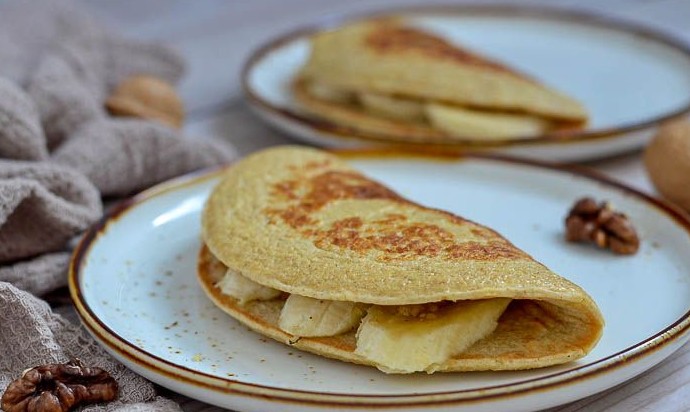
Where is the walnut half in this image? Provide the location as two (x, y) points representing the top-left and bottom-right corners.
(1, 359), (118, 412)
(565, 197), (640, 255)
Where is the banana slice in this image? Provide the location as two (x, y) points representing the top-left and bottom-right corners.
(358, 92), (426, 122)
(216, 269), (281, 305)
(306, 81), (355, 104)
(425, 103), (549, 140)
(279, 294), (366, 337)
(355, 298), (511, 374)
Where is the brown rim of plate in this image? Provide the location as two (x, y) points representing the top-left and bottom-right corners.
(240, 4), (690, 148)
(69, 150), (690, 408)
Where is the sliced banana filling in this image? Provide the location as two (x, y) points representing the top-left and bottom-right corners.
(216, 270), (511, 373)
(303, 80), (556, 138)
(306, 81), (355, 104)
(358, 92), (426, 122)
(216, 268), (281, 304)
(425, 103), (549, 139)
(355, 298), (511, 373)
(279, 294), (367, 337)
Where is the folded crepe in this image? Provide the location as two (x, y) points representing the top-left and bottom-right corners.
(199, 146), (603, 373)
(294, 20), (587, 141)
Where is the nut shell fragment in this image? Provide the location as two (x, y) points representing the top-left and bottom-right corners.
(644, 120), (690, 212)
(106, 75), (184, 128)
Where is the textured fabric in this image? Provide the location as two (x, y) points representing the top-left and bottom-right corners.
(0, 0), (236, 410)
(0, 252), (71, 297)
(0, 160), (102, 263)
(28, 54), (106, 150)
(52, 119), (236, 196)
(0, 78), (48, 161)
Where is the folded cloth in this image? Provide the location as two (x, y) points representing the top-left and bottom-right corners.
(0, 160), (102, 263)
(0, 0), (238, 410)
(0, 78), (48, 161)
(52, 119), (236, 197)
(28, 54), (106, 151)
(0, 252), (70, 297)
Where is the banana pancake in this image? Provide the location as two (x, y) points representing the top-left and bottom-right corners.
(199, 146), (604, 374)
(299, 20), (587, 121)
(294, 20), (588, 140)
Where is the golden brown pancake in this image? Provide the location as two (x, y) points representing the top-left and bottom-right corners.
(298, 20), (588, 123)
(199, 146), (604, 371)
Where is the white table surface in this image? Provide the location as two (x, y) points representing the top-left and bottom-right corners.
(79, 1), (690, 410)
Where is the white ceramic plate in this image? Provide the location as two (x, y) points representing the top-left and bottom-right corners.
(70, 153), (690, 412)
(242, 5), (690, 162)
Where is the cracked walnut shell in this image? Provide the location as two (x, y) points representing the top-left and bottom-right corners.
(1, 359), (118, 412)
(106, 75), (184, 128)
(644, 120), (690, 212)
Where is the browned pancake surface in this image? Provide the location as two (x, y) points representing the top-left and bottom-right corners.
(364, 23), (528, 79)
(299, 20), (588, 121)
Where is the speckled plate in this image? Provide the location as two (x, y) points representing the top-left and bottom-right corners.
(70, 152), (690, 412)
(243, 5), (690, 161)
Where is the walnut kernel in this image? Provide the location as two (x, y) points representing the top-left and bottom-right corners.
(565, 197), (640, 255)
(1, 359), (118, 412)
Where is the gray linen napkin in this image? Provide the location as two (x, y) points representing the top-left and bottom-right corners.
(0, 0), (237, 410)
(52, 119), (233, 197)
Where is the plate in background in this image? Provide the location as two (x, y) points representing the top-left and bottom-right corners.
(242, 5), (690, 161)
(70, 151), (690, 412)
